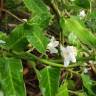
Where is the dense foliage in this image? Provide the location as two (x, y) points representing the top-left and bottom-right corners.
(0, 0), (96, 96)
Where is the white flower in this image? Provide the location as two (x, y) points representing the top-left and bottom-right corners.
(84, 68), (88, 73)
(83, 68), (91, 73)
(47, 36), (59, 54)
(60, 45), (77, 67)
(89, 60), (93, 64)
(79, 10), (86, 19)
(0, 40), (6, 44)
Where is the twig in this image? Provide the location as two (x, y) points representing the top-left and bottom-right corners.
(0, 0), (3, 18)
(1, 8), (25, 23)
(0, 0), (3, 10)
(68, 90), (81, 95)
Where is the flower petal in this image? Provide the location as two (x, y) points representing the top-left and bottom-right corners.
(49, 47), (58, 54)
(47, 36), (59, 54)
(64, 58), (70, 67)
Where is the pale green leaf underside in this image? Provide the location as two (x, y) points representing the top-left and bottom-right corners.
(65, 17), (96, 48)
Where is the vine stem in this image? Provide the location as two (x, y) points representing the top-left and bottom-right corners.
(38, 58), (90, 68)
(0, 0), (3, 18)
(90, 0), (92, 13)
(11, 51), (96, 75)
(12, 51), (95, 69)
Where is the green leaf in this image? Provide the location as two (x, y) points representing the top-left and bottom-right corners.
(81, 74), (95, 96)
(7, 23), (49, 53)
(12, 51), (36, 61)
(68, 32), (78, 45)
(56, 81), (69, 96)
(0, 32), (7, 47)
(23, 0), (49, 15)
(64, 17), (96, 48)
(23, 0), (52, 29)
(23, 0), (52, 53)
(7, 23), (48, 53)
(28, 13), (51, 29)
(0, 57), (26, 96)
(0, 32), (7, 40)
(39, 66), (60, 96)
(78, 92), (87, 96)
(26, 26), (49, 53)
(7, 24), (28, 51)
(74, 0), (90, 9)
(67, 80), (75, 90)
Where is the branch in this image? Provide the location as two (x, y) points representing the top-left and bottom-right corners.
(2, 8), (25, 23)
